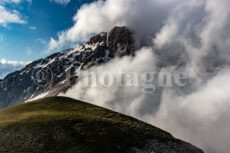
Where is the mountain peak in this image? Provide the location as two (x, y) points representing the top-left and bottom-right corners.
(0, 26), (136, 108)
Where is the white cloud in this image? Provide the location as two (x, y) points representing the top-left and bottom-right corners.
(49, 0), (70, 5)
(0, 59), (28, 66)
(29, 26), (36, 30)
(0, 0), (32, 4)
(48, 0), (180, 51)
(1, 0), (22, 4)
(0, 59), (29, 79)
(26, 0), (32, 3)
(0, 5), (25, 26)
(153, 0), (230, 70)
(153, 70), (230, 153)
(0, 0), (31, 26)
(35, 38), (46, 44)
(62, 48), (158, 116)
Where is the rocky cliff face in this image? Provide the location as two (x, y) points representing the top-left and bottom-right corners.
(0, 26), (136, 108)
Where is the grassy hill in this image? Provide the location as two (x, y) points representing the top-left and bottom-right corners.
(0, 97), (203, 153)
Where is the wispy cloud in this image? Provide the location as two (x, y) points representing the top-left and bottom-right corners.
(0, 0), (32, 4)
(29, 26), (36, 30)
(1, 0), (22, 4)
(35, 38), (46, 44)
(0, 58), (29, 79)
(25, 47), (33, 55)
(49, 0), (70, 5)
(0, 0), (31, 26)
(0, 59), (28, 66)
(0, 5), (25, 26)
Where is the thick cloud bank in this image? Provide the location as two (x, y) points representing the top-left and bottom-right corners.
(48, 0), (181, 50)
(60, 0), (230, 153)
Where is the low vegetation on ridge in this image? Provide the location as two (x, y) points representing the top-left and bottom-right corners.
(0, 97), (203, 153)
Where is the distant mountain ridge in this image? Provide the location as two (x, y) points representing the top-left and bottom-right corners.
(0, 26), (136, 108)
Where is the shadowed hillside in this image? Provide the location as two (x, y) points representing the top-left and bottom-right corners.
(0, 97), (203, 153)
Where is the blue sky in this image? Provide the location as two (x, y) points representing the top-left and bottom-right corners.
(0, 0), (93, 62)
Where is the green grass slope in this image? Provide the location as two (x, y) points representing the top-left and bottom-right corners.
(0, 97), (203, 153)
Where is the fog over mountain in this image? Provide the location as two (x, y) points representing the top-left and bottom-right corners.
(58, 0), (230, 153)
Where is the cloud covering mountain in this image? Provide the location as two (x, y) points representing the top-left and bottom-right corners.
(58, 0), (230, 153)
(48, 0), (180, 50)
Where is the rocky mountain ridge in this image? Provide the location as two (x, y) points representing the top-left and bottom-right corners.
(0, 26), (136, 108)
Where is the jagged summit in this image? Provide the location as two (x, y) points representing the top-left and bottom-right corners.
(0, 26), (136, 108)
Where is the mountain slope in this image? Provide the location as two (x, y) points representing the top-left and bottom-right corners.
(0, 26), (136, 108)
(0, 97), (203, 153)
